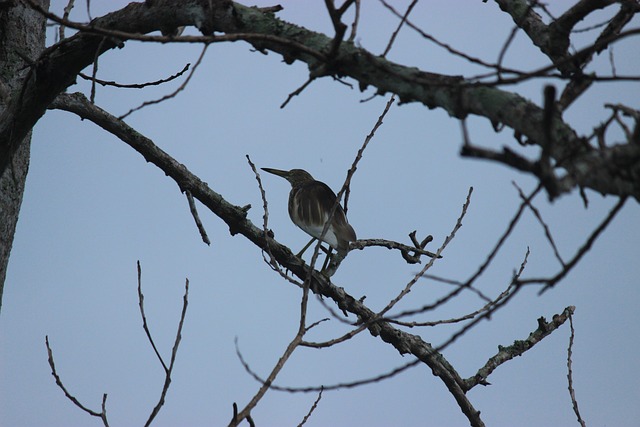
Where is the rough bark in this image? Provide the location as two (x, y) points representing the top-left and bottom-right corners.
(1, 1), (637, 203)
(0, 0), (49, 312)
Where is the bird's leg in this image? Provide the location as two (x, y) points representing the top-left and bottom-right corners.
(296, 237), (317, 258)
(320, 248), (333, 272)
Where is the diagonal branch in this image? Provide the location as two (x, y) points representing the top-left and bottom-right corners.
(464, 305), (576, 391)
(45, 336), (110, 426)
(51, 92), (485, 427)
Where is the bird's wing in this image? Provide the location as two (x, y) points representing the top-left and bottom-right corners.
(291, 182), (356, 250)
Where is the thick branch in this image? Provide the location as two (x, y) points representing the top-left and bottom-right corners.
(0, 0), (228, 176)
(4, 0), (639, 200)
(52, 92), (484, 427)
(493, 0), (616, 74)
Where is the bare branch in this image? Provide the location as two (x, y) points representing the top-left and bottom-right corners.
(79, 63), (190, 89)
(50, 91), (482, 427)
(137, 261), (169, 373)
(280, 76), (316, 109)
(297, 388), (323, 427)
(186, 190), (211, 245)
(232, 331), (305, 426)
(144, 275), (190, 427)
(119, 44), (209, 119)
(381, 0), (418, 58)
(347, 0), (361, 42)
(464, 305), (576, 391)
(567, 313), (587, 427)
(377, 187), (472, 318)
(323, 95), (396, 276)
(136, 261), (191, 427)
(387, 279), (514, 327)
(512, 182), (564, 267)
(45, 336), (110, 426)
(59, 0), (75, 41)
(350, 237), (440, 261)
(246, 155), (304, 287)
(517, 196), (627, 293)
(435, 247), (530, 355)
(237, 352), (420, 393)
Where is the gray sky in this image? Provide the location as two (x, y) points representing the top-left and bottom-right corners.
(1, 1), (639, 426)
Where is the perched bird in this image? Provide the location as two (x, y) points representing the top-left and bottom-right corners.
(261, 168), (357, 258)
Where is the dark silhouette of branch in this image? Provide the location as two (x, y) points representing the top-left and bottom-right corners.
(381, 0), (525, 76)
(51, 91), (486, 427)
(119, 44), (208, 119)
(137, 261), (190, 427)
(381, 0), (418, 57)
(246, 155), (304, 288)
(516, 196), (627, 293)
(387, 280), (514, 327)
(323, 0), (354, 60)
(567, 313), (587, 427)
(297, 388), (323, 427)
(350, 236), (440, 261)
(512, 182), (564, 267)
(186, 190), (211, 245)
(280, 76), (316, 109)
(237, 351), (420, 393)
(79, 63), (191, 89)
(323, 95), (396, 276)
(376, 187), (472, 318)
(347, 0), (361, 42)
(231, 275), (313, 426)
(8, 1), (638, 200)
(137, 261), (169, 372)
(45, 336), (110, 426)
(464, 305), (576, 391)
(435, 248), (530, 355)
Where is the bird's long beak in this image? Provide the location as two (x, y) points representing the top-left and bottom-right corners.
(261, 167), (289, 178)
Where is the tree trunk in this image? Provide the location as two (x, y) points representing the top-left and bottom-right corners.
(0, 0), (49, 312)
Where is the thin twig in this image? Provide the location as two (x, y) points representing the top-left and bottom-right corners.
(119, 44), (209, 119)
(376, 187), (473, 318)
(281, 76), (315, 109)
(350, 238), (440, 260)
(297, 388), (323, 427)
(347, 0), (360, 42)
(343, 95), (395, 212)
(436, 249), (529, 354)
(232, 211), (315, 425)
(512, 182), (564, 267)
(89, 37), (107, 103)
(237, 351), (420, 393)
(567, 313), (587, 427)
(387, 278), (515, 327)
(246, 155), (303, 287)
(301, 323), (368, 348)
(58, 0), (75, 41)
(186, 190), (211, 245)
(418, 274), (492, 303)
(45, 336), (110, 426)
(517, 196), (627, 294)
(144, 275), (190, 427)
(320, 95), (396, 277)
(381, 0), (418, 57)
(79, 63), (190, 89)
(137, 261), (169, 372)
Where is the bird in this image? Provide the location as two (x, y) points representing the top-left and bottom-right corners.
(261, 168), (356, 259)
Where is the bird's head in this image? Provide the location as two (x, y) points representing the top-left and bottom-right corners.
(262, 168), (315, 187)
